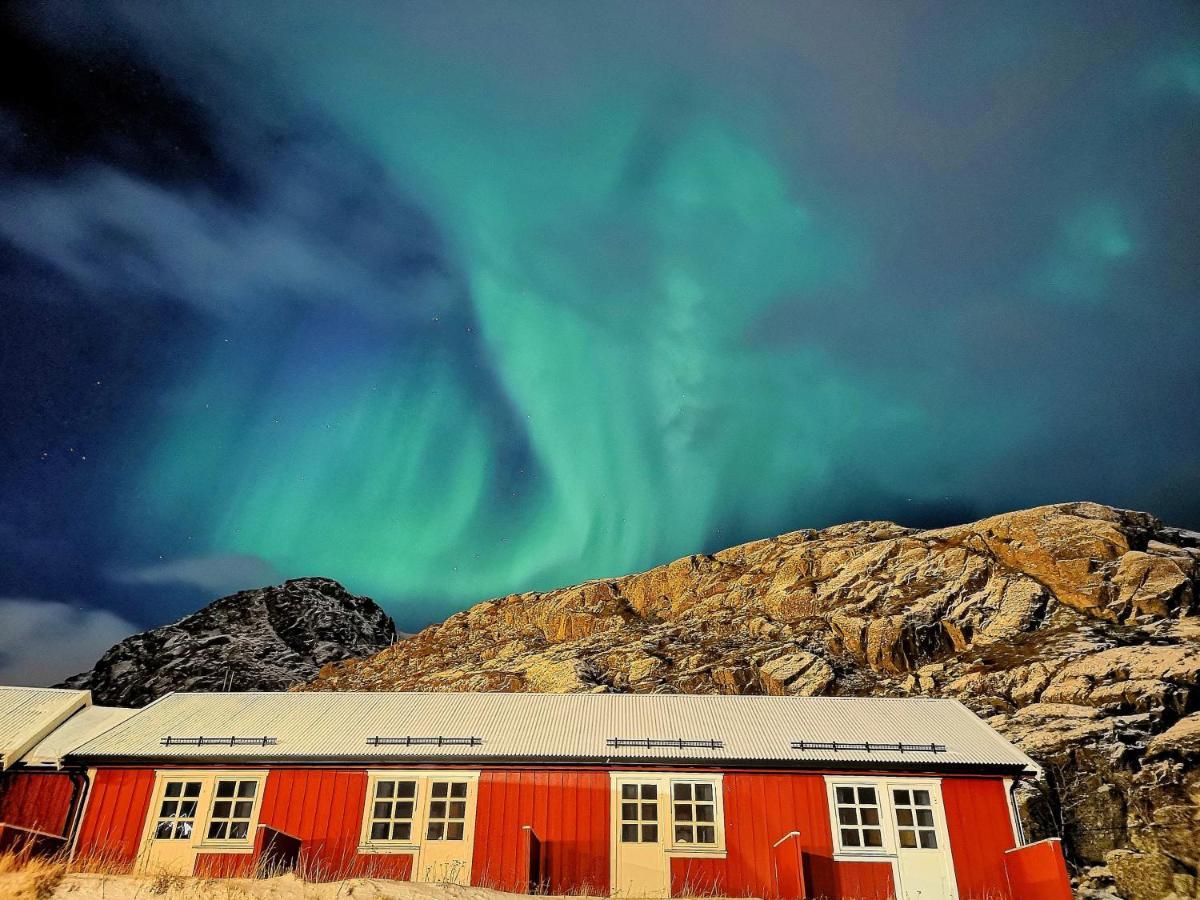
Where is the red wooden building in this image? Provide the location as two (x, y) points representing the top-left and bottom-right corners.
(1, 686), (1073, 899)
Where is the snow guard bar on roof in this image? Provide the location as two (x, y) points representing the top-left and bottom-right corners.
(607, 738), (725, 750)
(161, 736), (278, 747)
(791, 740), (948, 753)
(365, 736), (483, 747)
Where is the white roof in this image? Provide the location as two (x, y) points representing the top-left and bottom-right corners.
(21, 705), (138, 768)
(69, 692), (1035, 772)
(0, 686), (90, 770)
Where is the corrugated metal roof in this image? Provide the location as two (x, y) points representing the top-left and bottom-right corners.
(0, 686), (90, 771)
(69, 692), (1035, 772)
(21, 705), (138, 768)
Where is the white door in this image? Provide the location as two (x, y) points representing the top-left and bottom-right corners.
(612, 778), (670, 897)
(413, 777), (474, 884)
(138, 778), (207, 876)
(890, 784), (955, 900)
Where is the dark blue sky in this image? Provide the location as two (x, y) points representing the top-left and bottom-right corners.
(2, 1), (1198, 684)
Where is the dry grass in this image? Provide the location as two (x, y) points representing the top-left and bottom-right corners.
(0, 852), (67, 900)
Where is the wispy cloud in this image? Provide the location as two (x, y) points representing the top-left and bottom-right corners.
(109, 554), (281, 596)
(0, 598), (138, 686)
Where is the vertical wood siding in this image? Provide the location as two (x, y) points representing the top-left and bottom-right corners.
(942, 777), (1017, 899)
(471, 769), (610, 894)
(74, 769), (156, 869)
(256, 768), (413, 881)
(0, 772), (75, 835)
(669, 772), (895, 900)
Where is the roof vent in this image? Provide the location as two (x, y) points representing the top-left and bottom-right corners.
(607, 738), (724, 750)
(160, 736), (277, 747)
(791, 740), (947, 754)
(365, 736), (483, 747)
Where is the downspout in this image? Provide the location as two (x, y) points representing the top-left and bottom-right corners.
(62, 769), (91, 855)
(1007, 774), (1028, 846)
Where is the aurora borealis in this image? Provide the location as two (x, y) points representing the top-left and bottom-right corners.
(2, 2), (1199, 683)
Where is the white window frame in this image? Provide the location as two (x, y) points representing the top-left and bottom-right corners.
(358, 770), (479, 854)
(608, 772), (727, 859)
(142, 770), (267, 854)
(829, 779), (887, 853)
(667, 778), (723, 851)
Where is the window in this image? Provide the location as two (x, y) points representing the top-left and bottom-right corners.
(206, 778), (259, 841)
(833, 784), (883, 850)
(893, 788), (938, 849)
(368, 779), (418, 842)
(425, 780), (468, 841)
(672, 782), (717, 845)
(620, 783), (659, 843)
(153, 780), (202, 840)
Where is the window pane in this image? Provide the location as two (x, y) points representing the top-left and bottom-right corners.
(895, 808), (913, 826)
(184, 783), (202, 798)
(374, 801), (391, 819)
(675, 804), (692, 822)
(674, 783), (691, 801)
(841, 829), (860, 847)
(154, 821), (173, 839)
(447, 822), (464, 840)
(641, 803), (656, 820)
(398, 782), (416, 798)
(899, 830), (917, 849)
(696, 804), (714, 823)
(697, 826), (715, 844)
(216, 781), (236, 798)
(641, 824), (657, 843)
(160, 800), (178, 817)
(916, 809), (934, 827)
(838, 807), (858, 826)
(621, 824), (638, 842)
(175, 821), (192, 839)
(857, 787), (876, 805)
(860, 807), (879, 826)
(695, 784), (714, 802)
(397, 801), (414, 818)
(864, 829), (883, 848)
(427, 822), (445, 840)
(208, 822), (228, 840)
(622, 784), (637, 800)
(893, 789), (910, 805)
(449, 801), (466, 818)
(835, 787), (854, 805)
(230, 822), (249, 840)
(375, 781), (394, 799)
(675, 825), (692, 842)
(622, 803), (637, 820)
(432, 782), (448, 798)
(430, 801), (446, 818)
(237, 782), (257, 798)
(371, 823), (389, 840)
(393, 823), (411, 842)
(641, 784), (657, 800)
(165, 783), (182, 798)
(234, 801), (254, 819)
(213, 801), (231, 818)
(913, 790), (930, 806)
(919, 831), (938, 849)
(450, 783), (467, 798)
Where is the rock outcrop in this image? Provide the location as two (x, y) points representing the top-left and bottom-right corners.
(62, 577), (397, 707)
(306, 503), (1200, 899)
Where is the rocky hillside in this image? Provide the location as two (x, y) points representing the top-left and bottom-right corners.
(62, 577), (397, 707)
(308, 503), (1200, 900)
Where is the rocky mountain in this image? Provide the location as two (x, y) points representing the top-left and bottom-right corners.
(62, 577), (397, 707)
(306, 503), (1200, 900)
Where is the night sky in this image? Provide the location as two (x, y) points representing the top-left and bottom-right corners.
(2, 1), (1199, 685)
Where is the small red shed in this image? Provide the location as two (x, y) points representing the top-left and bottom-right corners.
(8, 688), (1073, 899)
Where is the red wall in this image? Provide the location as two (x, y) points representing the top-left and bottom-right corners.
(668, 772), (895, 900)
(256, 768), (412, 881)
(1003, 839), (1073, 900)
(942, 777), (1018, 898)
(74, 769), (156, 869)
(0, 771), (76, 836)
(472, 769), (610, 894)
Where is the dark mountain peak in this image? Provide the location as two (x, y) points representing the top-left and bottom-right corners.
(60, 577), (397, 707)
